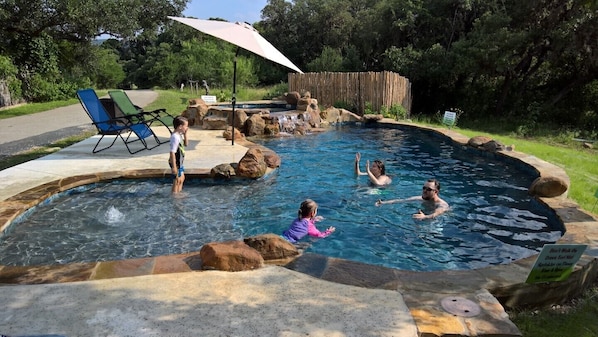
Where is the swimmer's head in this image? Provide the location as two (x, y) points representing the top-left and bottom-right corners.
(371, 160), (386, 175)
(298, 199), (318, 218)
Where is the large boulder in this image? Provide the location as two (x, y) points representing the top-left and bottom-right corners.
(236, 147), (268, 178)
(320, 107), (340, 122)
(467, 136), (493, 148)
(264, 123), (280, 136)
(210, 163), (236, 179)
(341, 109), (362, 122)
(182, 98), (210, 126)
(202, 107), (229, 130)
(243, 234), (299, 260)
(294, 124), (309, 135)
(200, 241), (264, 271)
(284, 91), (301, 105)
(483, 140), (505, 152)
(296, 97), (312, 111)
(304, 99), (322, 127)
(229, 109), (248, 131)
(363, 114), (384, 123)
(223, 126), (244, 141)
(529, 176), (569, 198)
(245, 114), (266, 136)
(262, 149), (281, 168)
(467, 136), (507, 152)
(321, 107), (362, 123)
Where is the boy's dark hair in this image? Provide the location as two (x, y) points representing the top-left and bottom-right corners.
(427, 178), (441, 191)
(173, 116), (188, 129)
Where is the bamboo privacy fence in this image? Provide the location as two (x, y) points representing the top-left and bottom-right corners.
(287, 71), (412, 115)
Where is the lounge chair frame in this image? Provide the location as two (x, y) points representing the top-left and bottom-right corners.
(77, 88), (163, 154)
(108, 89), (174, 135)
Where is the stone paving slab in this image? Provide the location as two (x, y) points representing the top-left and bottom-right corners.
(0, 266), (418, 337)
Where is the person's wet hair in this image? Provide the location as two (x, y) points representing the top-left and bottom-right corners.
(427, 178), (440, 191)
(298, 199), (318, 218)
(373, 160), (385, 175)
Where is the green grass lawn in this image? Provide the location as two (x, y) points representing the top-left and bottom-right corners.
(452, 128), (598, 213)
(510, 284), (598, 337)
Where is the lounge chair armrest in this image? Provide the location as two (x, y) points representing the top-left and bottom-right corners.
(140, 108), (166, 114)
(149, 108), (173, 117)
(92, 115), (136, 126)
(130, 111), (147, 119)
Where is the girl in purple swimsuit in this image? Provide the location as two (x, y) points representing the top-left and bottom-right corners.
(282, 199), (336, 243)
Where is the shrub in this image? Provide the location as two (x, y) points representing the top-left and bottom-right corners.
(333, 100), (357, 112)
(0, 55), (22, 102)
(389, 104), (408, 120)
(262, 82), (288, 100)
(364, 101), (375, 115)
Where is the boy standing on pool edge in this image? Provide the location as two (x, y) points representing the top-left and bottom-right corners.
(169, 116), (189, 193)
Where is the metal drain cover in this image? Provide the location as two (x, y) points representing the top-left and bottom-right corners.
(440, 297), (481, 317)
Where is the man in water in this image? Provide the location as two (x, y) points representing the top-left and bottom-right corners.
(354, 152), (392, 186)
(375, 178), (449, 220)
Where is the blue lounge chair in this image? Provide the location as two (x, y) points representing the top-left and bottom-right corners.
(77, 88), (163, 154)
(108, 89), (174, 133)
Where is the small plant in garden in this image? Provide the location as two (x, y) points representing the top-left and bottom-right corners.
(364, 101), (375, 115)
(333, 100), (357, 112)
(217, 91), (228, 102)
(379, 105), (390, 117)
(262, 83), (288, 100)
(390, 104), (407, 120)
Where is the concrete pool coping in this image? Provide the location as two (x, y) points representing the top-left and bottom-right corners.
(0, 120), (597, 336)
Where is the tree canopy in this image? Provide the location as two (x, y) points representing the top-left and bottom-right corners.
(259, 0), (598, 134)
(0, 0), (596, 135)
(0, 0), (188, 101)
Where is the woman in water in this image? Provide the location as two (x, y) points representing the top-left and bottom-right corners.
(354, 152), (392, 186)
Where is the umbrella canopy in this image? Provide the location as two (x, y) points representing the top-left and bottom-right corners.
(169, 16), (303, 145)
(168, 16), (303, 74)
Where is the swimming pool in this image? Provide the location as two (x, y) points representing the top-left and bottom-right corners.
(0, 125), (563, 270)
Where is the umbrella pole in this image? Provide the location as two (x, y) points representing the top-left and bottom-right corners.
(231, 47), (240, 146)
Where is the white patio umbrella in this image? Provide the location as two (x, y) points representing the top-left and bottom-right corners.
(168, 16), (303, 144)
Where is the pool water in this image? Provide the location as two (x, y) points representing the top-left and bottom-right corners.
(0, 126), (564, 270)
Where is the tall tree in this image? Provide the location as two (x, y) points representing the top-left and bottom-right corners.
(0, 0), (188, 100)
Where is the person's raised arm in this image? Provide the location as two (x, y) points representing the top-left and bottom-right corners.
(355, 152), (366, 176)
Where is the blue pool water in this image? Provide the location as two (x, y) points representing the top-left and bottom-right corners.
(0, 125), (564, 270)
